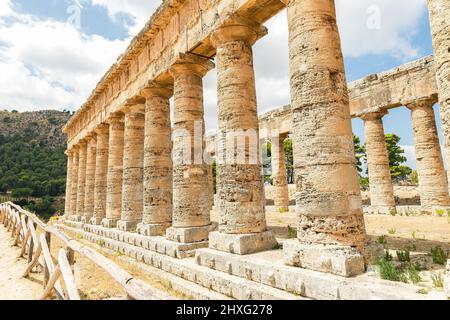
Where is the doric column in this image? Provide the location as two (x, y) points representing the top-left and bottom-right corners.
(102, 113), (125, 228)
(271, 134), (289, 211)
(283, 0), (366, 276)
(64, 149), (74, 217)
(70, 146), (79, 220)
(362, 111), (396, 214)
(165, 54), (214, 244)
(75, 140), (87, 221)
(427, 0), (450, 184)
(207, 16), (276, 255)
(117, 102), (145, 232)
(91, 124), (109, 225)
(136, 83), (173, 236)
(207, 157), (215, 209)
(407, 99), (450, 211)
(82, 133), (97, 223)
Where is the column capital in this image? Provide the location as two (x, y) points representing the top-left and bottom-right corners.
(140, 81), (173, 99)
(65, 149), (74, 156)
(406, 98), (436, 111)
(210, 15), (267, 48)
(94, 123), (109, 135)
(360, 110), (388, 121)
(169, 53), (214, 78)
(105, 112), (124, 124)
(77, 139), (87, 147)
(85, 132), (97, 142)
(122, 96), (146, 114)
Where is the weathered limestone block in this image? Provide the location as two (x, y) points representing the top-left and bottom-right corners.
(427, 0), (450, 186)
(207, 15), (276, 254)
(166, 53), (214, 244)
(407, 99), (450, 211)
(103, 113), (125, 228)
(64, 149), (74, 217)
(361, 111), (395, 214)
(117, 103), (145, 232)
(271, 134), (289, 211)
(91, 124), (109, 225)
(70, 146), (79, 220)
(82, 134), (97, 223)
(75, 140), (87, 221)
(284, 0), (366, 276)
(137, 83), (173, 236)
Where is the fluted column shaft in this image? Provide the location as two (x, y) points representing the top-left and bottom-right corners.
(64, 150), (74, 217)
(70, 147), (79, 219)
(165, 54), (214, 243)
(407, 100), (450, 210)
(283, 0), (366, 276)
(362, 112), (396, 212)
(206, 17), (276, 255)
(82, 134), (97, 222)
(76, 140), (87, 220)
(271, 134), (289, 210)
(137, 84), (173, 236)
(117, 104), (145, 232)
(427, 0), (450, 184)
(91, 124), (109, 225)
(103, 114), (124, 228)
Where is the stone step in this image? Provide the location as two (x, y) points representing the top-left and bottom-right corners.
(58, 223), (305, 300)
(194, 248), (444, 300)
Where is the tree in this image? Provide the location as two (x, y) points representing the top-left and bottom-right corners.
(353, 135), (366, 174)
(385, 134), (412, 182)
(284, 139), (294, 184)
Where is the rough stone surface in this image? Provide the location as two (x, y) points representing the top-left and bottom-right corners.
(118, 104), (145, 232)
(208, 230), (277, 255)
(271, 134), (289, 210)
(75, 140), (87, 221)
(445, 260), (450, 299)
(169, 53), (214, 242)
(211, 16), (274, 252)
(407, 99), (450, 211)
(82, 134), (97, 222)
(69, 147), (78, 220)
(427, 0), (450, 186)
(64, 150), (74, 217)
(103, 113), (124, 228)
(91, 124), (109, 225)
(137, 83), (173, 236)
(362, 111), (395, 213)
(285, 0), (366, 273)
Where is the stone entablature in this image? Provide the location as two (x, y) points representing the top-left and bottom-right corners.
(63, 0), (286, 149)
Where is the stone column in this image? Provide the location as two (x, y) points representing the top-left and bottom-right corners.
(427, 0), (450, 185)
(407, 99), (450, 211)
(283, 0), (366, 277)
(362, 111), (396, 214)
(64, 149), (74, 217)
(102, 113), (125, 228)
(82, 134), (97, 223)
(91, 124), (109, 225)
(165, 54), (214, 244)
(117, 103), (145, 232)
(271, 134), (290, 211)
(136, 83), (173, 236)
(75, 140), (87, 221)
(207, 157), (215, 209)
(70, 146), (79, 220)
(207, 16), (276, 255)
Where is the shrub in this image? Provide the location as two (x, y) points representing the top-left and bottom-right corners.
(378, 258), (407, 283)
(431, 273), (444, 288)
(407, 265), (421, 284)
(396, 248), (411, 262)
(388, 228), (396, 235)
(287, 225), (297, 239)
(377, 235), (387, 245)
(430, 246), (448, 265)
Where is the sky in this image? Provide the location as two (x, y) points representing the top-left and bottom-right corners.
(0, 0), (439, 169)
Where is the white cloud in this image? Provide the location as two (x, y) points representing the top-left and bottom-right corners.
(0, 2), (129, 111)
(90, 0), (160, 35)
(336, 0), (427, 60)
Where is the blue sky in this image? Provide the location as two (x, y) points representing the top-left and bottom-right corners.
(0, 0), (437, 168)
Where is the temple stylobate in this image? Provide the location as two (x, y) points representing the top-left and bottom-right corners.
(62, 0), (450, 282)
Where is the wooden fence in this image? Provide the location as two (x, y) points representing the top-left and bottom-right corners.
(0, 202), (174, 300)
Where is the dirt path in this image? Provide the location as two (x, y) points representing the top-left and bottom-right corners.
(0, 225), (42, 300)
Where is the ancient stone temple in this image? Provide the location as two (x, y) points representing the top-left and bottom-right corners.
(61, 0), (450, 299)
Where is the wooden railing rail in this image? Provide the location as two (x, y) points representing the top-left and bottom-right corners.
(0, 202), (174, 300)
